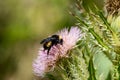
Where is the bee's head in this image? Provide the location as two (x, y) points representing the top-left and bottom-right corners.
(58, 35), (63, 45)
(52, 35), (63, 45)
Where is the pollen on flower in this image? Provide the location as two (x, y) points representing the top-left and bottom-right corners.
(33, 27), (83, 77)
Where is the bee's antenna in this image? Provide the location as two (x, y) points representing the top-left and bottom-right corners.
(40, 39), (45, 44)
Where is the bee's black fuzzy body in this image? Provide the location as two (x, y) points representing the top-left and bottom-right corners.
(40, 35), (63, 55)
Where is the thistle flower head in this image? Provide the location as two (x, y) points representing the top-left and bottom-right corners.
(105, 0), (120, 15)
(33, 27), (82, 77)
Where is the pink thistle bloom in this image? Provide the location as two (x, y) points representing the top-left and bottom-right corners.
(33, 27), (83, 77)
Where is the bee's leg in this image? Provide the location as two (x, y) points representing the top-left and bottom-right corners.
(43, 49), (46, 52)
(60, 39), (63, 45)
(47, 47), (51, 55)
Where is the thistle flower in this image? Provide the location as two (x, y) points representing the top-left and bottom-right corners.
(33, 27), (82, 77)
(105, 0), (120, 15)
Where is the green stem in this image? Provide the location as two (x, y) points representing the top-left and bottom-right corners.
(97, 11), (114, 34)
(88, 55), (97, 80)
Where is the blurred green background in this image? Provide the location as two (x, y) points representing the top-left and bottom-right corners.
(0, 0), (105, 80)
(0, 0), (77, 80)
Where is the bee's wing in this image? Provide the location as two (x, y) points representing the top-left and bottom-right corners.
(40, 37), (52, 44)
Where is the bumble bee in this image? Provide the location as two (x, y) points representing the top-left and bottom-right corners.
(40, 35), (63, 55)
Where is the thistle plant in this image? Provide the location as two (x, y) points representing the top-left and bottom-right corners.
(33, 0), (120, 80)
(33, 27), (83, 78)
